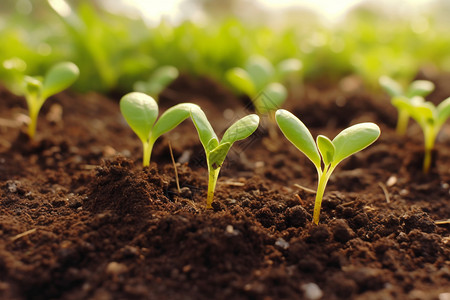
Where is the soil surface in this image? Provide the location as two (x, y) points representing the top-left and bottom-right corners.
(0, 73), (449, 300)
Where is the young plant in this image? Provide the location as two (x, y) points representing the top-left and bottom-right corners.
(23, 61), (79, 139)
(120, 92), (199, 167)
(226, 55), (301, 115)
(391, 96), (450, 174)
(379, 76), (435, 135)
(275, 109), (380, 224)
(133, 65), (179, 101)
(190, 107), (259, 208)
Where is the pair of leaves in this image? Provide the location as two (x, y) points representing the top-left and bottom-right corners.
(379, 76), (435, 99)
(24, 62), (80, 105)
(392, 96), (450, 129)
(120, 92), (199, 145)
(190, 106), (259, 169)
(275, 109), (380, 171)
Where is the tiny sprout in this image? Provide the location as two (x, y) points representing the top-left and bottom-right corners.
(133, 66), (179, 101)
(226, 55), (301, 116)
(379, 76), (434, 135)
(276, 109), (380, 224)
(190, 106), (259, 208)
(120, 92), (199, 167)
(23, 62), (79, 138)
(392, 96), (450, 174)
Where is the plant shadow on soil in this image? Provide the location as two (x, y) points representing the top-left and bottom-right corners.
(0, 73), (450, 300)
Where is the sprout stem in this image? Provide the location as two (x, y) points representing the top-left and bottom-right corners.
(142, 141), (153, 167)
(423, 126), (437, 174)
(26, 95), (41, 139)
(313, 168), (332, 225)
(396, 109), (409, 135)
(206, 165), (220, 209)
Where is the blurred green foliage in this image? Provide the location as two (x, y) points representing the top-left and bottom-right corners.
(0, 0), (449, 94)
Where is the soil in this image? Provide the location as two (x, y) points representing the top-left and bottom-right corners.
(0, 73), (449, 300)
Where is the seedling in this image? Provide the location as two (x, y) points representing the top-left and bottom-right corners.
(23, 62), (79, 139)
(392, 96), (450, 174)
(133, 65), (179, 101)
(226, 55), (301, 115)
(190, 106), (259, 208)
(120, 92), (199, 167)
(379, 76), (434, 135)
(275, 109), (380, 224)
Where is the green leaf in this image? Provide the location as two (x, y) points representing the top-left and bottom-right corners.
(406, 80), (435, 98)
(275, 109), (321, 169)
(379, 76), (403, 97)
(332, 123), (380, 166)
(42, 62), (79, 100)
(436, 97), (450, 127)
(246, 55), (274, 91)
(190, 106), (218, 151)
(221, 114), (260, 144)
(226, 68), (256, 97)
(316, 135), (335, 166)
(24, 76), (43, 99)
(254, 83), (287, 114)
(209, 142), (232, 169)
(120, 92), (158, 143)
(146, 65), (179, 96)
(207, 138), (219, 151)
(151, 103), (199, 142)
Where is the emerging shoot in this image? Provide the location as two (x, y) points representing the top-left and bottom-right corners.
(133, 65), (179, 101)
(379, 76), (434, 135)
(275, 109), (380, 224)
(23, 62), (79, 138)
(120, 92), (198, 167)
(190, 107), (259, 208)
(226, 55), (301, 116)
(392, 96), (450, 174)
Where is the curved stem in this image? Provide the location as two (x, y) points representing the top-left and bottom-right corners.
(396, 109), (409, 135)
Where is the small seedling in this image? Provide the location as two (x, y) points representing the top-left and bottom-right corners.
(379, 76), (434, 135)
(226, 55), (301, 115)
(133, 65), (179, 101)
(120, 92), (199, 167)
(190, 106), (259, 208)
(275, 109), (380, 224)
(392, 96), (450, 174)
(22, 62), (79, 138)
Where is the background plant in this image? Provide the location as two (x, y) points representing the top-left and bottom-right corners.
(392, 96), (450, 173)
(190, 107), (259, 208)
(120, 92), (199, 167)
(133, 65), (179, 101)
(275, 109), (380, 224)
(379, 75), (435, 135)
(22, 61), (79, 138)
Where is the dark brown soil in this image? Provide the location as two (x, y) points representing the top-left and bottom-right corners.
(0, 73), (449, 300)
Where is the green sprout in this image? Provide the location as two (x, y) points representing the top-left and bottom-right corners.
(275, 109), (380, 224)
(226, 55), (302, 115)
(379, 76), (435, 135)
(133, 65), (179, 101)
(23, 61), (79, 139)
(190, 107), (259, 208)
(392, 96), (450, 174)
(120, 92), (199, 167)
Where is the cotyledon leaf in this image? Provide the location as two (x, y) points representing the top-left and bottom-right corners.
(331, 123), (380, 167)
(275, 109), (321, 170)
(221, 114), (260, 145)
